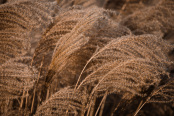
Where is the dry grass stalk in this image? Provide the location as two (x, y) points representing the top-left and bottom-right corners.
(76, 35), (173, 98)
(35, 87), (87, 116)
(0, 56), (38, 100)
(0, 0), (174, 115)
(0, 56), (38, 115)
(0, 0), (59, 64)
(43, 7), (131, 94)
(104, 0), (160, 17)
(0, 29), (30, 64)
(0, 0), (56, 30)
(121, 0), (174, 36)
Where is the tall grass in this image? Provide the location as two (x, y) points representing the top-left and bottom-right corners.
(0, 0), (173, 116)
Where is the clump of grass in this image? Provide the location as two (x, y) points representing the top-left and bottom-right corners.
(0, 0), (174, 116)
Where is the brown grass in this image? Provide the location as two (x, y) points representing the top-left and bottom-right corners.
(0, 0), (174, 116)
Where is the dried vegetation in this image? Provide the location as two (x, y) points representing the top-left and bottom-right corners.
(0, 0), (174, 116)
